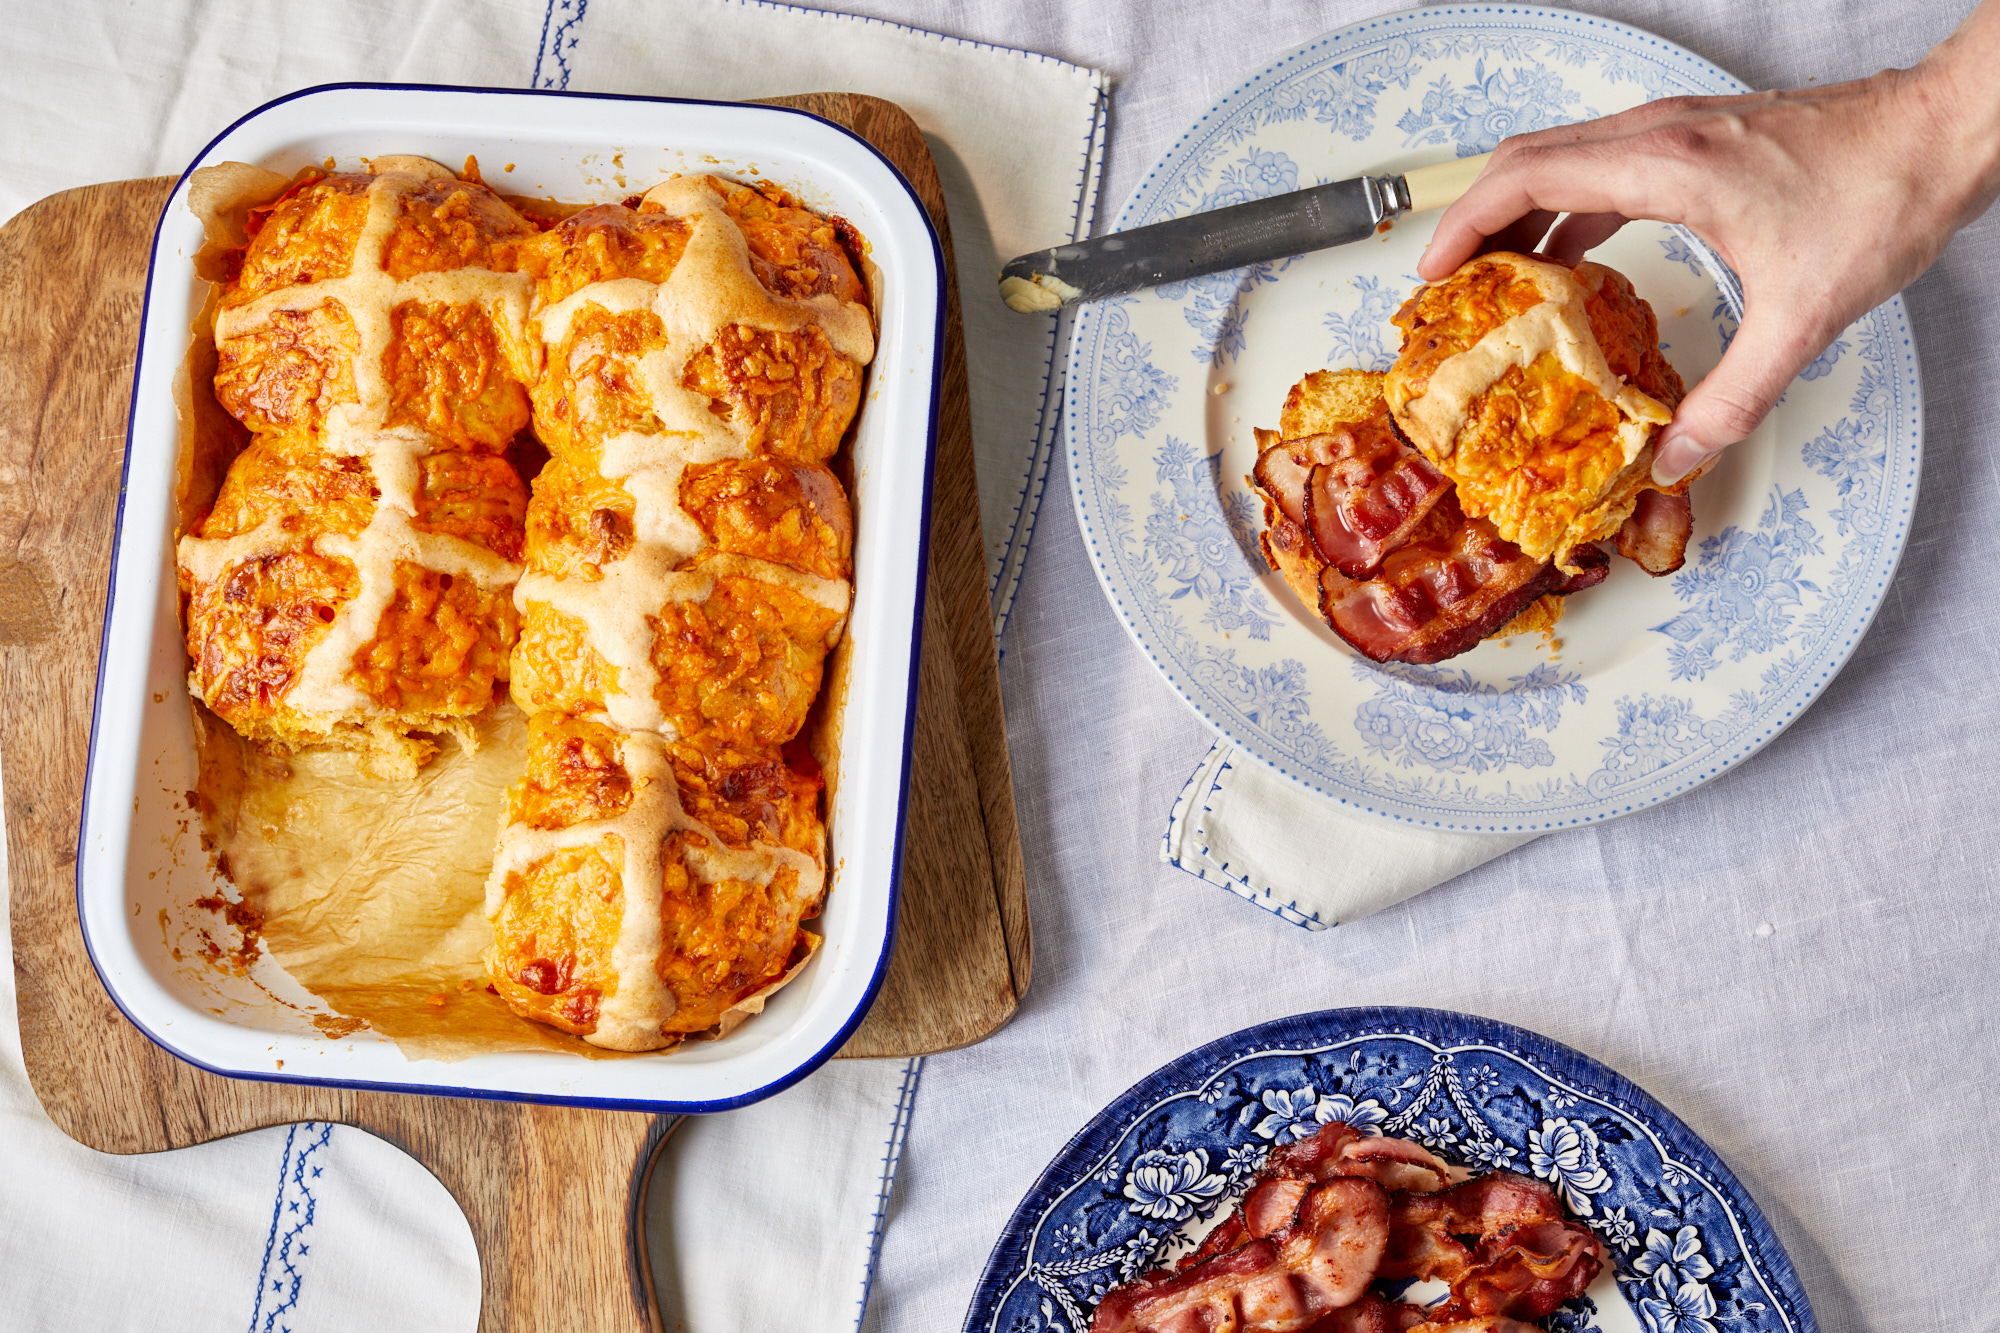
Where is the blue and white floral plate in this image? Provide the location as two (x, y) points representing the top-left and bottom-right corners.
(963, 1007), (1815, 1333)
(1066, 6), (1921, 831)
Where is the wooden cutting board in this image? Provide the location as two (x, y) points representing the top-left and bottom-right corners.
(0, 93), (1027, 1331)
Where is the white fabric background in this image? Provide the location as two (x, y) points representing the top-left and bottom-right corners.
(4, 2), (1997, 1331)
(648, 1058), (922, 1328)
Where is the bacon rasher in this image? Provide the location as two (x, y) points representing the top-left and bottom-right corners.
(1252, 426), (1453, 580)
(1381, 1173), (1605, 1324)
(1089, 1176), (1392, 1333)
(1089, 1125), (1601, 1333)
(1304, 1301), (1543, 1333)
(1172, 1124), (1470, 1280)
(1250, 428), (1611, 665)
(1095, 1126), (1473, 1333)
(1257, 1121), (1469, 1195)
(1316, 499), (1609, 665)
(1304, 1292), (1432, 1332)
(1616, 489), (1694, 576)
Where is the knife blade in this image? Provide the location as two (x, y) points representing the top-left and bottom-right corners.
(998, 153), (1492, 313)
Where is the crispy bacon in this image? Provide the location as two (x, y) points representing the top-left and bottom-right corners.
(1434, 1220), (1605, 1323)
(1251, 428), (1451, 581)
(1253, 431), (1331, 531)
(1382, 1171), (1554, 1286)
(1251, 431), (1613, 663)
(1451, 1174), (1575, 1232)
(1298, 1293), (1433, 1333)
(1096, 1131), (1599, 1333)
(1616, 489), (1693, 575)
(1091, 1177), (1392, 1333)
(1380, 1217), (1475, 1286)
(1550, 542), (1610, 595)
(1178, 1126), (1460, 1278)
(1295, 426), (1453, 579)
(1383, 1173), (1604, 1324)
(1334, 1135), (1470, 1194)
(1245, 1176), (1315, 1237)
(1318, 497), (1568, 664)
(1257, 1124), (1465, 1196)
(1260, 1122), (1366, 1181)
(1101, 1239), (1282, 1333)
(1177, 1212), (1250, 1274)
(1174, 1126), (1362, 1276)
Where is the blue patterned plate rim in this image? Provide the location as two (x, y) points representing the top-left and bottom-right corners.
(1108, 5), (1748, 237)
(1063, 5), (1923, 832)
(963, 1005), (1817, 1333)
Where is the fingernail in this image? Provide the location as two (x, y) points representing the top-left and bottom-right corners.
(1651, 429), (1710, 487)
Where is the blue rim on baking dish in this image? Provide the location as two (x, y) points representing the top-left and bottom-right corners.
(965, 1006), (1817, 1333)
(1064, 5), (1922, 832)
(75, 82), (946, 1113)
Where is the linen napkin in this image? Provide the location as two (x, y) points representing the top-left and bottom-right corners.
(1162, 740), (1536, 929)
(0, 1), (1105, 1328)
(646, 1058), (924, 1328)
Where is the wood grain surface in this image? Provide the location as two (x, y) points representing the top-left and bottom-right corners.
(0, 93), (1025, 1332)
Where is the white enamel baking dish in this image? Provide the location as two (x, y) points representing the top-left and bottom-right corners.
(77, 83), (942, 1112)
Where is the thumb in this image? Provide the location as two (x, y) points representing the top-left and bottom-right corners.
(1652, 305), (1827, 485)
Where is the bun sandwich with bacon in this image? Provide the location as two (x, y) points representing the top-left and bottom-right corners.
(1252, 252), (1703, 665)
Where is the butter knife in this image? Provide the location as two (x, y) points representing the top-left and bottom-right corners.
(998, 153), (1492, 313)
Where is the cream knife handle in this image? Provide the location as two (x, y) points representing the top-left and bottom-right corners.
(1403, 152), (1494, 214)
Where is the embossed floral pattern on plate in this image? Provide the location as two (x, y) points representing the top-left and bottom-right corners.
(964, 1008), (1816, 1333)
(1064, 5), (1922, 831)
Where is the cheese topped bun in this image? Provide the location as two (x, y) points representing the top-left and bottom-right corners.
(1383, 252), (1687, 574)
(181, 158), (538, 773)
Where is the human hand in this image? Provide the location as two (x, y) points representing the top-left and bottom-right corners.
(1419, 0), (2000, 484)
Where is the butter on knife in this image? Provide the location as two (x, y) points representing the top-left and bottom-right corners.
(998, 152), (1491, 313)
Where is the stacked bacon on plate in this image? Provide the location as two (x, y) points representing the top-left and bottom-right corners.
(1090, 1122), (1604, 1333)
(1252, 254), (1700, 665)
